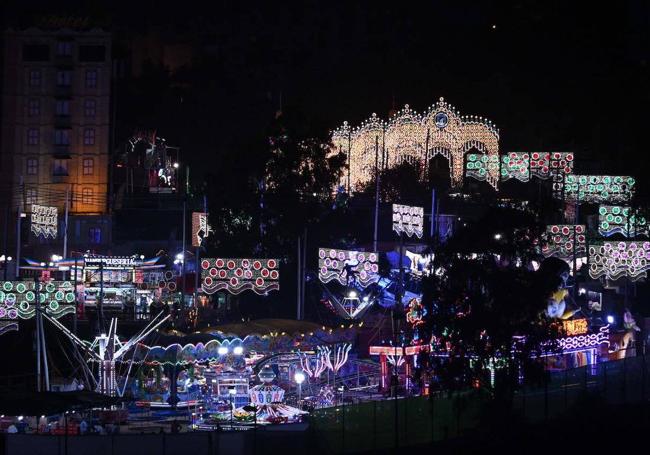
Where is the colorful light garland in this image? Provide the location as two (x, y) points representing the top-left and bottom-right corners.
(392, 204), (424, 238)
(588, 241), (650, 281)
(541, 225), (586, 259)
(598, 206), (648, 238)
(318, 248), (379, 288)
(405, 298), (427, 327)
(201, 258), (280, 295)
(563, 175), (636, 203)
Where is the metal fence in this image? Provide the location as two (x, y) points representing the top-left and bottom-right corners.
(309, 351), (650, 453)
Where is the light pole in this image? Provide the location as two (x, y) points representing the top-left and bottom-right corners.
(0, 255), (12, 281)
(228, 386), (236, 428)
(294, 371), (305, 407)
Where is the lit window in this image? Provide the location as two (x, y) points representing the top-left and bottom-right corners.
(85, 69), (97, 88)
(29, 70), (41, 87)
(28, 99), (40, 116)
(88, 227), (102, 244)
(27, 128), (40, 145)
(56, 70), (72, 87)
(27, 158), (38, 175)
(53, 159), (68, 176)
(82, 188), (93, 204)
(56, 41), (73, 56)
(84, 99), (96, 117)
(83, 128), (95, 146)
(55, 100), (70, 116)
(54, 129), (70, 145)
(26, 188), (37, 205)
(83, 158), (94, 175)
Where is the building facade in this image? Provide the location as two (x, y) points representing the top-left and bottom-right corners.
(1, 25), (112, 259)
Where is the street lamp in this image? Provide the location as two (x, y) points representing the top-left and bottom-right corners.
(294, 371), (305, 407)
(0, 255), (12, 281)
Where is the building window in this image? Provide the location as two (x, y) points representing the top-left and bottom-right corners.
(54, 129), (70, 145)
(27, 158), (38, 175)
(29, 70), (41, 87)
(82, 188), (93, 204)
(88, 227), (102, 244)
(83, 158), (94, 175)
(56, 41), (73, 56)
(26, 188), (37, 205)
(27, 128), (40, 145)
(83, 128), (96, 146)
(55, 99), (70, 116)
(53, 159), (69, 176)
(85, 69), (97, 88)
(56, 70), (72, 87)
(28, 99), (40, 116)
(84, 99), (96, 117)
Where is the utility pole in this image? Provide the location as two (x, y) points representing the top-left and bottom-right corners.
(373, 136), (380, 252)
(15, 206), (22, 279)
(63, 187), (70, 277)
(297, 236), (301, 320)
(3, 205), (8, 280)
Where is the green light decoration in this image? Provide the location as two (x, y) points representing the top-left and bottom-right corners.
(0, 281), (77, 332)
(465, 154), (499, 182)
(598, 206), (648, 238)
(563, 175), (636, 203)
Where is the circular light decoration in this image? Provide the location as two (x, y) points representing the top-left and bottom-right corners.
(55, 290), (64, 301)
(65, 292), (75, 303)
(25, 291), (35, 302)
(49, 301), (60, 311)
(434, 112), (448, 128)
(16, 283), (26, 293)
(3, 282), (13, 292)
(45, 283), (55, 293)
(19, 301), (30, 311)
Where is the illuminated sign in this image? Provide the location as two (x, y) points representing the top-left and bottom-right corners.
(369, 346), (403, 356)
(191, 212), (213, 248)
(563, 318), (589, 336)
(392, 204), (424, 238)
(563, 175), (636, 203)
(31, 204), (58, 238)
(84, 256), (138, 269)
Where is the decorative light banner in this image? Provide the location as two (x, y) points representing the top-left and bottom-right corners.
(465, 154), (499, 182)
(0, 281), (76, 335)
(530, 152), (574, 180)
(318, 248), (379, 288)
(31, 204), (58, 238)
(541, 225), (586, 258)
(191, 212), (213, 248)
(392, 204), (424, 238)
(557, 325), (610, 352)
(563, 175), (636, 203)
(598, 206), (648, 238)
(201, 258), (279, 295)
(588, 241), (650, 281)
(500, 153), (530, 182)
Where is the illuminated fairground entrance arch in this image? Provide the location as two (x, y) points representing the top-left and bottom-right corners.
(331, 97), (500, 191)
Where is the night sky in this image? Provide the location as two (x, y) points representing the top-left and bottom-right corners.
(2, 1), (649, 194)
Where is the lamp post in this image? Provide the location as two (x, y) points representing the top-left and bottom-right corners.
(294, 371), (305, 408)
(228, 386), (236, 428)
